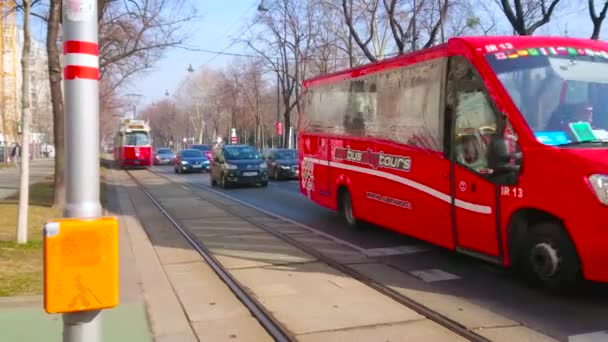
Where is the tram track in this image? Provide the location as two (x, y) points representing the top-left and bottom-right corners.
(132, 167), (490, 342)
(126, 169), (293, 342)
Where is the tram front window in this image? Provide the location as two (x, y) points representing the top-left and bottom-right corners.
(125, 132), (149, 146)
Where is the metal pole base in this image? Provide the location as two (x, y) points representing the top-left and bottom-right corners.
(63, 310), (102, 342)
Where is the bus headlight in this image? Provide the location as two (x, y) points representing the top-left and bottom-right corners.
(587, 174), (608, 205)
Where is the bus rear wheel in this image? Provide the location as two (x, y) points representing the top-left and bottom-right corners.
(339, 189), (361, 229)
(520, 222), (581, 292)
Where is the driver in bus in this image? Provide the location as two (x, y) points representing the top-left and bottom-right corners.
(455, 133), (488, 172)
(546, 103), (594, 131)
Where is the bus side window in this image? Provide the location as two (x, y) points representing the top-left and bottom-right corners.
(446, 56), (498, 174)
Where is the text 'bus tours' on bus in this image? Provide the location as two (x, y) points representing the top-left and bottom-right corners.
(298, 35), (608, 291)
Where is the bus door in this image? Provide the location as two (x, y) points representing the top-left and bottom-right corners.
(446, 56), (501, 259)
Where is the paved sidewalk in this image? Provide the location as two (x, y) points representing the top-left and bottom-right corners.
(0, 158), (54, 200)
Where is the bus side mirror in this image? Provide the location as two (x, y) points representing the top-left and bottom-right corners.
(488, 137), (521, 178)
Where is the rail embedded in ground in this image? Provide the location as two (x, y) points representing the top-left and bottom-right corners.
(134, 167), (490, 342)
(125, 170), (293, 342)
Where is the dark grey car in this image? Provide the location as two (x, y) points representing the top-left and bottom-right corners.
(264, 148), (298, 180)
(210, 145), (268, 188)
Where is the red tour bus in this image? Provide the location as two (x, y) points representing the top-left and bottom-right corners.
(299, 36), (608, 290)
(114, 118), (153, 168)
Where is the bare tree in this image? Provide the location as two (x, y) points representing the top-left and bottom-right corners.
(341, 0), (453, 63)
(46, 0), (64, 208)
(248, 0), (316, 147)
(42, 0), (195, 207)
(16, 0), (32, 243)
(589, 0), (608, 39)
(342, 0), (391, 62)
(98, 0), (196, 95)
(497, 0), (562, 35)
(238, 59), (268, 148)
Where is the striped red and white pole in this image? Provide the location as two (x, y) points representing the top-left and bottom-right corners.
(62, 1), (103, 340)
(63, 41), (99, 80)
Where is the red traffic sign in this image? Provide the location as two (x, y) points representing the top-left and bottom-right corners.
(276, 122), (283, 135)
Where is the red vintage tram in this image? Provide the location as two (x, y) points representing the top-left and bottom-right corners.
(114, 118), (153, 168)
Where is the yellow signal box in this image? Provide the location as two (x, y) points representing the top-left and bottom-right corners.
(43, 217), (119, 314)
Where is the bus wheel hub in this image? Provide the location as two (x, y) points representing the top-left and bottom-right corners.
(531, 242), (560, 278)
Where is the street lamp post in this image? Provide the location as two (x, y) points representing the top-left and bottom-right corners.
(185, 64), (196, 146)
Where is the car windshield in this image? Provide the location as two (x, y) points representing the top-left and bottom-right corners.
(192, 145), (211, 151)
(224, 146), (260, 160)
(157, 148), (172, 154)
(273, 150), (297, 159)
(182, 150), (203, 158)
(125, 132), (149, 146)
(486, 46), (608, 147)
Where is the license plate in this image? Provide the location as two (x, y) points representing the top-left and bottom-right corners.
(192, 164), (202, 168)
(243, 171), (257, 176)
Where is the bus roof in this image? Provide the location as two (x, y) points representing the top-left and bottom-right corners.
(303, 35), (608, 88)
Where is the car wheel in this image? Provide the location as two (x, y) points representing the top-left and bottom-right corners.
(340, 189), (362, 229)
(520, 222), (581, 292)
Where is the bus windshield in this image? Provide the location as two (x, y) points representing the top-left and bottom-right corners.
(125, 132), (149, 146)
(486, 47), (608, 146)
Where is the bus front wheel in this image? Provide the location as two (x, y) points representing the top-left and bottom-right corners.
(521, 222), (581, 292)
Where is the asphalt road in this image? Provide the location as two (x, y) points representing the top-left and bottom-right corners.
(153, 165), (608, 342)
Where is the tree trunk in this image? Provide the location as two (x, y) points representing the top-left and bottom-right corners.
(47, 0), (65, 208)
(17, 0), (32, 244)
(283, 101), (290, 148)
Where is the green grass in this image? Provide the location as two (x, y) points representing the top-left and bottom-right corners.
(0, 167), (111, 297)
(0, 162), (15, 170)
(0, 181), (60, 297)
(0, 240), (44, 296)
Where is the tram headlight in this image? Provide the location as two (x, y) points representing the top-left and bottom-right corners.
(587, 174), (608, 205)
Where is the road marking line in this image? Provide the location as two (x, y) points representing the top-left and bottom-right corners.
(410, 269), (461, 282)
(569, 331), (608, 342)
(363, 245), (431, 257)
